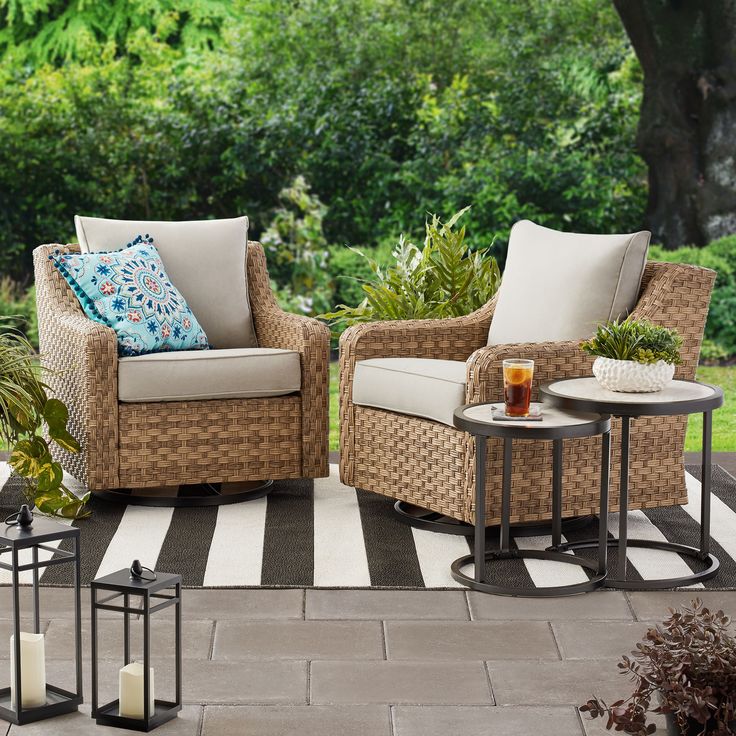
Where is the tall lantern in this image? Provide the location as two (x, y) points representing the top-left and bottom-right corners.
(0, 505), (83, 725)
(91, 562), (182, 732)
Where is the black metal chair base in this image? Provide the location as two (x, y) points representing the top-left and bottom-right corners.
(554, 538), (720, 590)
(394, 501), (594, 538)
(451, 549), (606, 598)
(94, 480), (274, 507)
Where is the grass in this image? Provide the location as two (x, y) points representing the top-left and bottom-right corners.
(327, 362), (736, 453)
(687, 365), (736, 452)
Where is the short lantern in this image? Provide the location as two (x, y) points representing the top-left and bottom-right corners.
(0, 506), (83, 726)
(90, 563), (182, 732)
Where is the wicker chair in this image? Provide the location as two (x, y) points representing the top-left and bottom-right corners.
(339, 261), (715, 526)
(33, 241), (329, 499)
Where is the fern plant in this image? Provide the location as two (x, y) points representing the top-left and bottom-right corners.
(581, 319), (683, 365)
(0, 321), (89, 518)
(320, 208), (500, 328)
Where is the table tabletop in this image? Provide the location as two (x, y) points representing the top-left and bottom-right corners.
(454, 401), (609, 440)
(541, 378), (723, 417)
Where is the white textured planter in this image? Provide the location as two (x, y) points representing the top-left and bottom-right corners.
(592, 356), (675, 393)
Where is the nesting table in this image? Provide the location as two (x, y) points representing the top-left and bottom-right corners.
(541, 378), (724, 589)
(450, 402), (611, 597)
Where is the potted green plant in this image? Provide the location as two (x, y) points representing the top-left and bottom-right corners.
(0, 321), (89, 518)
(580, 318), (683, 392)
(580, 599), (736, 735)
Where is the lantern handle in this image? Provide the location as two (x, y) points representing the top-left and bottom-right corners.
(129, 559), (157, 582)
(4, 504), (34, 527)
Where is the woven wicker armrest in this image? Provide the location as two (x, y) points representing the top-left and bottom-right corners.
(466, 340), (594, 404)
(339, 297), (497, 366)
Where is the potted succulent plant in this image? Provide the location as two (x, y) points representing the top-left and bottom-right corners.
(0, 321), (89, 518)
(580, 599), (736, 735)
(580, 318), (683, 392)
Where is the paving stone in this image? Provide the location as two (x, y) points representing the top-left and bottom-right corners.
(7, 704), (201, 736)
(44, 618), (213, 660)
(212, 620), (383, 660)
(203, 705), (391, 736)
(305, 590), (469, 620)
(39, 658), (307, 706)
(0, 619), (49, 640)
(182, 589), (304, 620)
(385, 621), (559, 660)
(626, 591), (736, 622)
(488, 661), (623, 706)
(552, 621), (652, 660)
(468, 590), (633, 621)
(181, 660), (307, 704)
(0, 587), (91, 619)
(393, 705), (584, 736)
(310, 661), (492, 705)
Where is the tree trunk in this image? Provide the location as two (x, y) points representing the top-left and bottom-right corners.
(613, 0), (736, 248)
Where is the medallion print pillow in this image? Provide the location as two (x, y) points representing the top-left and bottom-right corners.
(50, 235), (209, 356)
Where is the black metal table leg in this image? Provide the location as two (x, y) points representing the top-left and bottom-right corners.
(701, 410), (712, 558)
(598, 430), (611, 576)
(500, 437), (512, 553)
(618, 416), (630, 578)
(474, 435), (486, 583)
(555, 414), (719, 589)
(551, 439), (563, 549)
(451, 433), (608, 598)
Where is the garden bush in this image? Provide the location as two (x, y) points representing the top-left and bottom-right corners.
(650, 235), (736, 360)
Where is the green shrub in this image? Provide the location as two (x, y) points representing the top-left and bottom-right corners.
(650, 235), (736, 359)
(321, 208), (500, 329)
(0, 279), (37, 349)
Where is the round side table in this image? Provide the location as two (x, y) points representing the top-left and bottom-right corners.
(450, 403), (611, 597)
(541, 378), (724, 590)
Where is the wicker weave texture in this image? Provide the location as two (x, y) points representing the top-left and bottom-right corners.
(340, 261), (715, 524)
(33, 240), (329, 491)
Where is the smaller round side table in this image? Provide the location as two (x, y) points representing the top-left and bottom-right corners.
(450, 403), (611, 597)
(541, 378), (724, 590)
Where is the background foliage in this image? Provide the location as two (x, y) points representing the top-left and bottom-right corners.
(0, 0), (645, 283)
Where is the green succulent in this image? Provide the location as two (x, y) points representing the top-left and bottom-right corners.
(580, 319), (682, 366)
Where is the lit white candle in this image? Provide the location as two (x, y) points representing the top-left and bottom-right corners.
(119, 662), (154, 719)
(10, 632), (47, 708)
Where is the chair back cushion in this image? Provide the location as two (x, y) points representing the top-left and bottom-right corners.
(75, 215), (256, 348)
(487, 220), (650, 345)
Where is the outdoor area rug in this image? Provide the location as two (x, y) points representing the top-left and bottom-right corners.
(0, 463), (735, 590)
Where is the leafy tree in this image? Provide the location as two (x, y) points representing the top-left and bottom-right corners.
(0, 0), (234, 63)
(614, 0), (736, 247)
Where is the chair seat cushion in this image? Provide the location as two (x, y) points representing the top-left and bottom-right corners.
(352, 358), (467, 426)
(118, 348), (301, 402)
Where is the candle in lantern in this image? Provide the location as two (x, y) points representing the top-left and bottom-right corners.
(119, 662), (155, 719)
(10, 632), (47, 708)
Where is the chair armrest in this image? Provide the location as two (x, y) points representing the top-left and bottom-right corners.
(40, 309), (120, 489)
(254, 308), (330, 477)
(465, 340), (594, 404)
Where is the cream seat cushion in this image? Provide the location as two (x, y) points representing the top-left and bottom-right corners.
(488, 220), (650, 345)
(118, 348), (300, 402)
(74, 215), (256, 349)
(352, 358), (466, 426)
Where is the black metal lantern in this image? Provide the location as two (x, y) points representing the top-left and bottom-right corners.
(90, 564), (182, 732)
(0, 506), (83, 725)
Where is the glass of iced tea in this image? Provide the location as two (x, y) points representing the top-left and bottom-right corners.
(503, 359), (534, 417)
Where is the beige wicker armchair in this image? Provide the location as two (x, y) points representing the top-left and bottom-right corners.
(33, 241), (329, 499)
(340, 261), (715, 526)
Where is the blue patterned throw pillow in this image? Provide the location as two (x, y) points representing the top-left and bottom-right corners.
(51, 235), (209, 356)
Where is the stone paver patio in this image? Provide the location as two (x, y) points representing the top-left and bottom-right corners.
(0, 588), (734, 735)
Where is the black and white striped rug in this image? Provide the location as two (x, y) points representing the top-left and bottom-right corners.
(1, 463), (735, 590)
